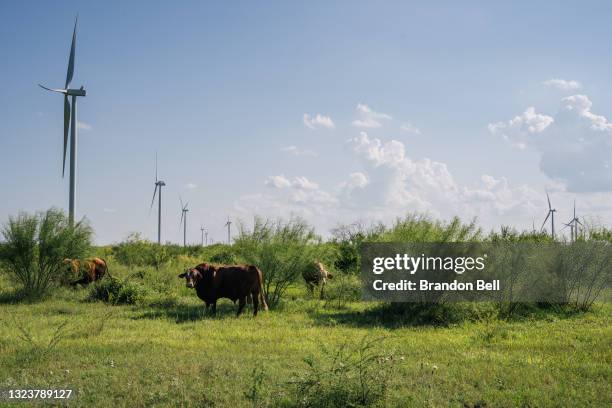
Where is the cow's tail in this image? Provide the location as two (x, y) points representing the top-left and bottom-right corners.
(256, 267), (269, 311)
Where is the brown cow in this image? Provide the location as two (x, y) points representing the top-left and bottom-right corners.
(178, 263), (268, 316)
(64, 258), (108, 285)
(303, 261), (333, 298)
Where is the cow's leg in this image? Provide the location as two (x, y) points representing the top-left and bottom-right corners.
(320, 282), (326, 299)
(205, 302), (211, 314)
(236, 297), (246, 317)
(211, 302), (217, 315)
(252, 291), (259, 316)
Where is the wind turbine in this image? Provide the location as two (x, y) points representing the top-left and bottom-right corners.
(563, 200), (583, 242)
(180, 198), (189, 247)
(540, 191), (557, 239)
(200, 225), (206, 246)
(149, 154), (165, 244)
(224, 216), (232, 244)
(39, 16), (86, 224)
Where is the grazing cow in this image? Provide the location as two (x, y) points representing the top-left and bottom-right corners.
(303, 261), (333, 298)
(64, 258), (108, 285)
(178, 263), (268, 317)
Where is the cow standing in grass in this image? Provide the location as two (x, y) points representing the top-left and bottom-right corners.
(303, 261), (333, 299)
(179, 263), (268, 317)
(64, 258), (108, 285)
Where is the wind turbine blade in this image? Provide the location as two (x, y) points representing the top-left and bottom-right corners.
(180, 211), (184, 227)
(149, 184), (158, 214)
(541, 212), (551, 231)
(185, 202), (189, 209)
(63, 95), (70, 177)
(573, 199), (576, 219)
(546, 192), (552, 210)
(576, 219), (583, 226)
(180, 196), (184, 209)
(155, 152), (158, 182)
(65, 16), (77, 89)
(38, 84), (67, 94)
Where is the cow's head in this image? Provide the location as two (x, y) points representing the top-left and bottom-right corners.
(178, 268), (202, 288)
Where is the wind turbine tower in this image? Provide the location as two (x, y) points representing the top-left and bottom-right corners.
(225, 216), (232, 244)
(540, 192), (557, 239)
(149, 154), (165, 244)
(39, 17), (86, 224)
(200, 225), (206, 246)
(563, 200), (583, 242)
(180, 198), (189, 247)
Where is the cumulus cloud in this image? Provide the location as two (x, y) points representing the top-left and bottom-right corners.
(488, 107), (553, 149)
(265, 175), (319, 190)
(352, 103), (392, 128)
(400, 122), (421, 135)
(303, 113), (335, 129)
(238, 131), (548, 234)
(281, 146), (318, 157)
(490, 95), (612, 192)
(543, 78), (581, 91)
(77, 121), (92, 131)
(344, 172), (369, 189)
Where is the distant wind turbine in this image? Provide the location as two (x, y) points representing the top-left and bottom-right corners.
(180, 198), (189, 247)
(200, 225), (206, 246)
(149, 153), (166, 244)
(39, 16), (86, 224)
(562, 200), (583, 242)
(225, 216), (232, 244)
(540, 191), (557, 238)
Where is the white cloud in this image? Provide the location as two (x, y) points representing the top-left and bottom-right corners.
(77, 121), (92, 131)
(303, 113), (335, 129)
(265, 175), (292, 189)
(239, 131), (550, 234)
(281, 146), (318, 157)
(400, 122), (421, 135)
(185, 182), (197, 189)
(351, 103), (392, 128)
(488, 107), (554, 149)
(345, 172), (369, 189)
(265, 175), (319, 190)
(491, 95), (612, 192)
(543, 78), (582, 91)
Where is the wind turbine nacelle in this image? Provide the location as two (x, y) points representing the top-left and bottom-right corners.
(66, 88), (87, 96)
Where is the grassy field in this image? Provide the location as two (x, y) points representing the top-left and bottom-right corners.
(0, 273), (610, 407)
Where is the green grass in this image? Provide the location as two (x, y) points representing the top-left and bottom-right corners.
(0, 277), (610, 407)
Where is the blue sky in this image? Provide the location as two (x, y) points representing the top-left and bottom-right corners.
(1, 1), (611, 244)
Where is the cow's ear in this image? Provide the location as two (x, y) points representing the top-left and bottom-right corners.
(327, 273), (333, 279)
(178, 273), (187, 278)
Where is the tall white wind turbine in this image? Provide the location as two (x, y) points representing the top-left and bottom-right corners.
(180, 198), (189, 247)
(540, 191), (557, 239)
(39, 17), (86, 224)
(149, 154), (166, 244)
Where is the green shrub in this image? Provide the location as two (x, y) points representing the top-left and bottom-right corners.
(0, 208), (92, 298)
(323, 274), (362, 309)
(88, 277), (148, 305)
(234, 217), (331, 307)
(112, 233), (170, 268)
(287, 336), (394, 408)
(209, 249), (237, 265)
